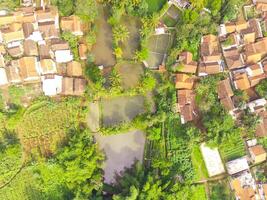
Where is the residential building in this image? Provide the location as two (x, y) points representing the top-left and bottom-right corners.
(60, 15), (84, 36)
(233, 72), (251, 90)
(175, 73), (195, 89)
(18, 56), (40, 82)
(172, 51), (197, 74)
(66, 61), (83, 77)
(41, 74), (62, 96)
(249, 145), (266, 164)
(78, 43), (87, 60)
(0, 67), (8, 86)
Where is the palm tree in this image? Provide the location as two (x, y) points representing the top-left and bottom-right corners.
(113, 25), (129, 45)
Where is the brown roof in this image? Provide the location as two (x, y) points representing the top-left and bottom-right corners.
(249, 19), (262, 39)
(175, 51), (197, 74)
(38, 21), (59, 39)
(62, 77), (74, 95)
(247, 64), (263, 77)
(1, 23), (25, 43)
(22, 22), (34, 38)
(73, 78), (86, 95)
(240, 27), (256, 44)
(180, 104), (194, 123)
(201, 34), (221, 62)
(79, 43), (87, 60)
(23, 40), (38, 56)
(18, 57), (39, 80)
(6, 62), (21, 83)
(217, 78), (234, 99)
(256, 2), (267, 12)
(38, 44), (51, 59)
(244, 38), (267, 63)
(220, 97), (235, 111)
(249, 145), (266, 156)
(7, 45), (23, 57)
(234, 72), (251, 90)
(175, 73), (194, 89)
(35, 7), (57, 22)
(198, 62), (221, 75)
(51, 40), (69, 51)
(40, 59), (56, 74)
(263, 184), (267, 198)
(60, 15), (83, 34)
(67, 61), (83, 77)
(249, 73), (266, 87)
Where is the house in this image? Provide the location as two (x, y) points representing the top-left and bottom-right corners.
(23, 39), (38, 56)
(223, 21), (248, 34)
(7, 44), (23, 57)
(249, 73), (266, 87)
(247, 98), (266, 113)
(38, 21), (59, 39)
(223, 48), (245, 70)
(22, 22), (34, 38)
(39, 59), (57, 75)
(175, 73), (194, 89)
(78, 43), (87, 60)
(244, 37), (267, 64)
(254, 0), (267, 12)
(198, 61), (222, 76)
(249, 19), (263, 39)
(50, 40), (73, 63)
(240, 27), (256, 44)
(226, 157), (249, 175)
(172, 51), (197, 74)
(233, 72), (251, 90)
(217, 78), (235, 111)
(0, 68), (8, 86)
(18, 56), (40, 82)
(200, 34), (222, 63)
(67, 61), (83, 77)
(60, 15), (84, 36)
(249, 145), (266, 163)
(6, 61), (22, 83)
(246, 63), (264, 77)
(61, 77), (86, 96)
(41, 74), (62, 96)
(35, 6), (59, 27)
(177, 89), (198, 123)
(0, 23), (25, 44)
(73, 78), (86, 95)
(38, 44), (51, 59)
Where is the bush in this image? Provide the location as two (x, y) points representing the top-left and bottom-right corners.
(256, 79), (267, 98)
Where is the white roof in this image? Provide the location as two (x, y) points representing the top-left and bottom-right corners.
(0, 67), (8, 86)
(200, 143), (225, 177)
(55, 50), (73, 63)
(226, 157), (249, 175)
(28, 31), (43, 42)
(41, 75), (62, 96)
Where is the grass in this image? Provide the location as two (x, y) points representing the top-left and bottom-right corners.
(191, 185), (207, 200)
(209, 180), (234, 200)
(146, 0), (167, 13)
(219, 136), (246, 161)
(162, 14), (177, 27)
(191, 145), (209, 181)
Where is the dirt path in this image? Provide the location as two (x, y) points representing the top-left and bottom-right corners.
(87, 101), (100, 132)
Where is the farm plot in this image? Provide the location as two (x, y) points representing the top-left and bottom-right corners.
(94, 130), (145, 183)
(145, 33), (173, 69)
(219, 136), (246, 162)
(115, 62), (144, 89)
(91, 4), (116, 67)
(101, 95), (145, 127)
(120, 16), (141, 60)
(16, 98), (83, 158)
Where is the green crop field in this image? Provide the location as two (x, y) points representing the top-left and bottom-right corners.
(220, 136), (246, 161)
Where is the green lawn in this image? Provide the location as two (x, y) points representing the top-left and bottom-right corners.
(191, 145), (208, 181)
(191, 185), (207, 200)
(146, 0), (167, 13)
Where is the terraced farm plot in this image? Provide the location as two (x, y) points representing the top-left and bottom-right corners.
(16, 98), (83, 158)
(220, 138), (246, 161)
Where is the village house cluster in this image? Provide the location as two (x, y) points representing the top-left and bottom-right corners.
(171, 0), (267, 199)
(0, 4), (88, 96)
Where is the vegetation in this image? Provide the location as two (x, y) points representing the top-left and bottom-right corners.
(146, 0), (166, 13)
(210, 181), (234, 200)
(256, 79), (267, 98)
(61, 32), (79, 61)
(0, 0), (19, 10)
